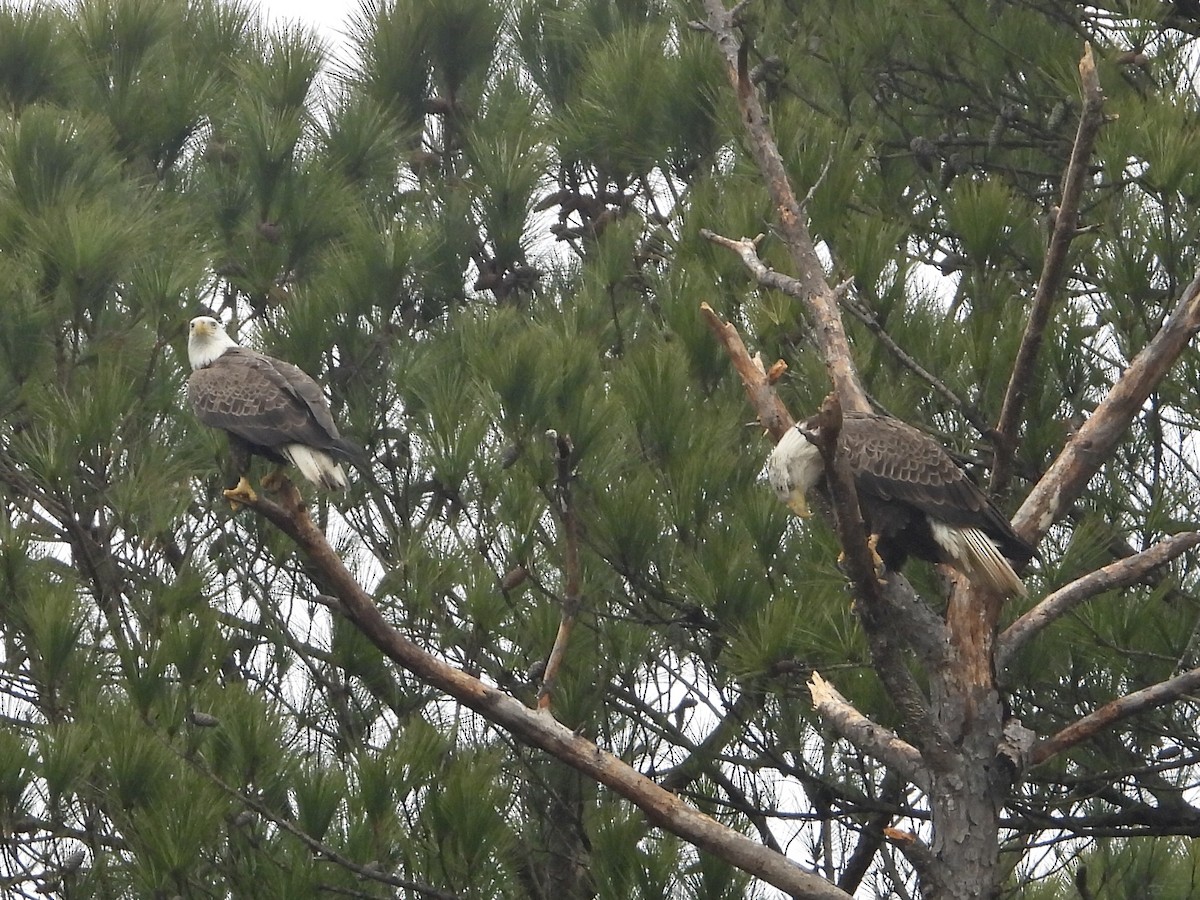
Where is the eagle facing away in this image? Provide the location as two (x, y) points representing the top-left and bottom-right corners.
(767, 412), (1034, 597)
(187, 316), (360, 493)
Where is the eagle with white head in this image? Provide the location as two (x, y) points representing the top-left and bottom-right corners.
(768, 411), (1034, 597)
(187, 316), (360, 497)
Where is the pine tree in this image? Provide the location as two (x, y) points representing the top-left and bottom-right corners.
(2, 1), (1200, 898)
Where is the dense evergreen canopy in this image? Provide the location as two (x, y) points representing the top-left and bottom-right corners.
(2, 0), (1200, 897)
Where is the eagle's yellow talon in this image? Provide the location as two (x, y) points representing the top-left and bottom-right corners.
(223, 476), (258, 509)
(260, 470), (286, 492)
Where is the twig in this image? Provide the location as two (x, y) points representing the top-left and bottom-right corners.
(701, 228), (989, 439)
(700, 0), (868, 413)
(233, 478), (853, 900)
(884, 828), (945, 899)
(538, 431), (582, 711)
(992, 43), (1107, 493)
(838, 296), (990, 436)
(837, 772), (902, 894)
(160, 732), (460, 899)
(1012, 268), (1200, 543)
(997, 532), (1200, 672)
(1031, 666), (1200, 766)
(808, 673), (929, 792)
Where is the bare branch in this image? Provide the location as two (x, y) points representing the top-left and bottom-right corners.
(992, 43), (1107, 493)
(809, 672), (929, 793)
(837, 772), (902, 894)
(237, 478), (853, 900)
(1031, 667), (1200, 766)
(997, 532), (1200, 672)
(699, 301), (794, 442)
(1013, 269), (1200, 543)
(700, 0), (867, 413)
(885, 828), (946, 899)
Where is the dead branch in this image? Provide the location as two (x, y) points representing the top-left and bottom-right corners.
(1031, 666), (1200, 766)
(884, 828), (946, 899)
(1012, 268), (1200, 543)
(991, 43), (1107, 493)
(699, 302), (793, 442)
(236, 479), (852, 900)
(700, 0), (867, 413)
(837, 772), (903, 894)
(809, 672), (930, 793)
(997, 532), (1200, 672)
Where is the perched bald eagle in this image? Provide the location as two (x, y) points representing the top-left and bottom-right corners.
(767, 412), (1033, 596)
(187, 316), (359, 493)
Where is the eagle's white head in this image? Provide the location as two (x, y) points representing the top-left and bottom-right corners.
(766, 425), (823, 518)
(188, 316), (240, 370)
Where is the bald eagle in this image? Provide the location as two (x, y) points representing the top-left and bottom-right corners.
(767, 412), (1033, 596)
(187, 316), (360, 494)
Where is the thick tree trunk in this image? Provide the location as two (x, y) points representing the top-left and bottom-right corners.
(924, 587), (1010, 900)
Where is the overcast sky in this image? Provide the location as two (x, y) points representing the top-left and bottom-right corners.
(257, 0), (362, 67)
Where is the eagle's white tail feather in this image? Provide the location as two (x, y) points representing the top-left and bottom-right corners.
(283, 444), (348, 491)
(930, 523), (1026, 597)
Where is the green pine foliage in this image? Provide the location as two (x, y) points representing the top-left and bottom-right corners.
(0, 0), (1199, 896)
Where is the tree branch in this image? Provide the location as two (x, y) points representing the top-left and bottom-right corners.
(808, 672), (929, 793)
(235, 479), (853, 900)
(1013, 267), (1200, 544)
(837, 771), (902, 894)
(991, 43), (1107, 493)
(699, 301), (794, 442)
(1031, 666), (1200, 766)
(997, 532), (1200, 672)
(700, 0), (868, 414)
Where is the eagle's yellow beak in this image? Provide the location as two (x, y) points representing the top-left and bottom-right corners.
(786, 489), (811, 518)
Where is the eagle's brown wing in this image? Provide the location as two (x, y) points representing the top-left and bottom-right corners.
(838, 413), (1032, 563)
(187, 347), (354, 457)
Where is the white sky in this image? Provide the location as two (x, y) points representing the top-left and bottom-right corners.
(257, 0), (362, 66)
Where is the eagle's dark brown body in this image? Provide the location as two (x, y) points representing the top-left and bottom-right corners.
(768, 412), (1034, 595)
(187, 317), (360, 491)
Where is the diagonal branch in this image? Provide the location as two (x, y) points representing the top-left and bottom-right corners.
(1012, 268), (1200, 543)
(1030, 666), (1200, 766)
(235, 479), (853, 900)
(699, 301), (793, 442)
(991, 43), (1107, 493)
(997, 532), (1200, 672)
(700, 0), (868, 414)
(808, 672), (929, 792)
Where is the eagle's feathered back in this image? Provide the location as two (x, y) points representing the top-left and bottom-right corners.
(769, 412), (1034, 597)
(187, 318), (359, 491)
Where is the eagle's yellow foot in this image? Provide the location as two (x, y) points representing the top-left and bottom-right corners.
(260, 469), (287, 492)
(223, 476), (258, 509)
(867, 534), (887, 584)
